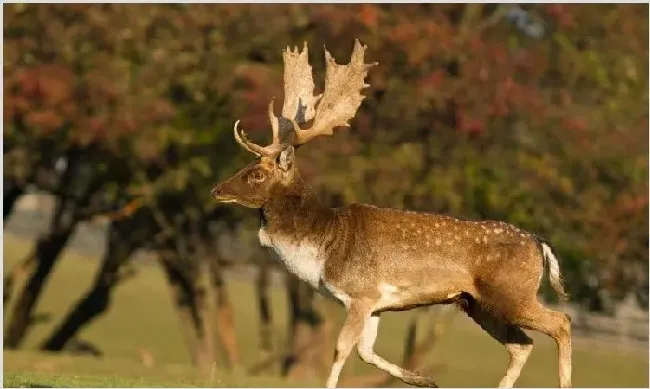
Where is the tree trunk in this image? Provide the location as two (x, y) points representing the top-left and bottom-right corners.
(195, 262), (215, 374)
(40, 220), (136, 351)
(160, 250), (215, 372)
(3, 179), (25, 222)
(283, 276), (325, 379)
(161, 252), (201, 362)
(256, 252), (273, 357)
(207, 255), (240, 370)
(3, 256), (35, 309)
(4, 199), (79, 348)
(4, 146), (107, 348)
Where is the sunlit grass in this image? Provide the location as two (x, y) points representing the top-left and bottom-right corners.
(3, 233), (648, 387)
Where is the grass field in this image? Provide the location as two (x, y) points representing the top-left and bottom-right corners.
(3, 232), (648, 387)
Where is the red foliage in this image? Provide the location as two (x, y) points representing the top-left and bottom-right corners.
(545, 5), (576, 29)
(357, 4), (379, 29)
(422, 69), (445, 89)
(25, 110), (63, 134)
(3, 4), (646, 302)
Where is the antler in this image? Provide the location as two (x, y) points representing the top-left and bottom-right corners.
(282, 42), (320, 127)
(233, 39), (376, 157)
(291, 39), (377, 146)
(233, 98), (283, 157)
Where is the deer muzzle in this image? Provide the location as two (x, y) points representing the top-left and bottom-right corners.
(210, 184), (239, 204)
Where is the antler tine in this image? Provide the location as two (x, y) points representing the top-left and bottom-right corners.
(233, 120), (263, 157)
(233, 119), (285, 158)
(281, 41), (319, 127)
(291, 38), (377, 147)
(268, 97), (280, 145)
(233, 40), (312, 158)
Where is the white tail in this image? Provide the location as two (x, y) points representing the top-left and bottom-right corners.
(541, 242), (569, 301)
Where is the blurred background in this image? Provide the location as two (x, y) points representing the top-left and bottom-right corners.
(3, 4), (648, 388)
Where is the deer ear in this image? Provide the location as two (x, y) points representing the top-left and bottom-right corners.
(277, 145), (295, 172)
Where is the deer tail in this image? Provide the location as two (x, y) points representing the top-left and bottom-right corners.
(540, 241), (570, 301)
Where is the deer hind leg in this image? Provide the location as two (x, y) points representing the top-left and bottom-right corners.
(464, 300), (533, 388)
(510, 302), (572, 388)
(357, 314), (438, 388)
(326, 300), (373, 388)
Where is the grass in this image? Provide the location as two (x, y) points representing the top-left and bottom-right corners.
(3, 232), (649, 387)
(4, 350), (315, 387)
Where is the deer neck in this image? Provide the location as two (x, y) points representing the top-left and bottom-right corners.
(258, 175), (338, 288)
(260, 175), (333, 239)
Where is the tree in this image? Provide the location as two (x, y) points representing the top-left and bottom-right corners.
(4, 4), (646, 383)
(3, 4), (176, 347)
(41, 203), (153, 351)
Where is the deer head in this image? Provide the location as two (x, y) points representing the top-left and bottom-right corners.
(211, 40), (376, 208)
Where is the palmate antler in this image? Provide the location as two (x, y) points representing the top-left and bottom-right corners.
(234, 39), (377, 157)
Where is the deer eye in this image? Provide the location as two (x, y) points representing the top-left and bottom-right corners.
(249, 171), (266, 183)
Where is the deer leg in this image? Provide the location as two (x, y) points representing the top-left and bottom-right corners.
(465, 302), (533, 388)
(357, 314), (438, 388)
(325, 300), (373, 388)
(511, 303), (572, 388)
(498, 332), (533, 388)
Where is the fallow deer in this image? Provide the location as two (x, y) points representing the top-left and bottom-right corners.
(211, 40), (572, 388)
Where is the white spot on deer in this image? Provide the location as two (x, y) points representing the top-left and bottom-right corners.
(379, 283), (398, 294)
(520, 241), (526, 246)
(482, 235), (489, 243)
(435, 238), (441, 246)
(261, 231), (324, 289)
(435, 223), (440, 228)
(376, 283), (402, 310)
(446, 291), (461, 300)
(475, 237), (480, 243)
(493, 228), (503, 234)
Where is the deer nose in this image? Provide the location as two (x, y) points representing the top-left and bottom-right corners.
(210, 187), (221, 198)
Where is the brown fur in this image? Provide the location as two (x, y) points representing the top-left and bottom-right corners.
(211, 40), (572, 388)
(212, 156), (572, 388)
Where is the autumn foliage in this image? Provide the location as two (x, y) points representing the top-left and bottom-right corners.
(3, 2), (648, 371)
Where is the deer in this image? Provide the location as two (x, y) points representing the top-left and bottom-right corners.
(211, 39), (572, 388)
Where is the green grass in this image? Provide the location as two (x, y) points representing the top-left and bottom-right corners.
(3, 233), (648, 387)
(4, 350), (315, 387)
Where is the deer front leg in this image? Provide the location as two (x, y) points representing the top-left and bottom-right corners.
(325, 300), (373, 388)
(358, 314), (438, 388)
